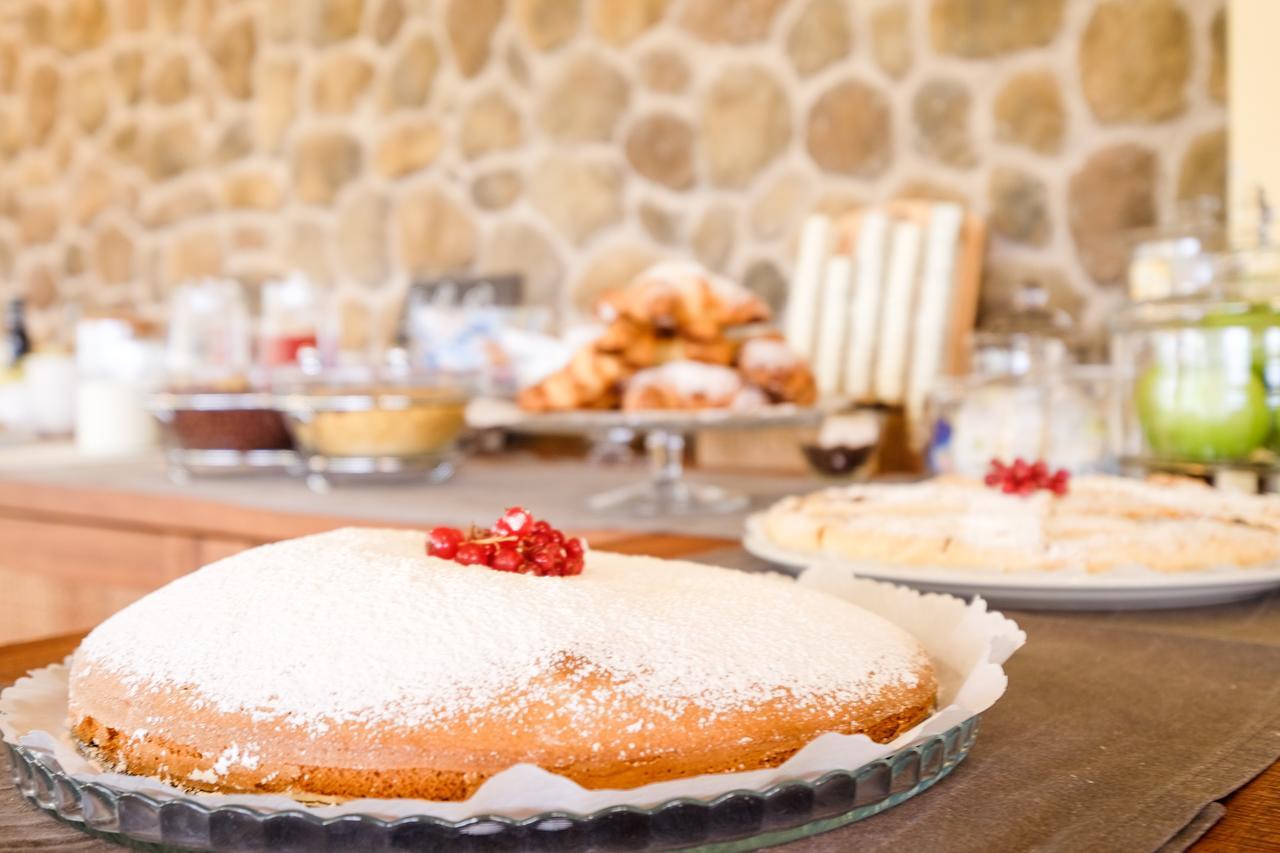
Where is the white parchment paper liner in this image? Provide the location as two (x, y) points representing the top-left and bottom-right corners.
(1, 568), (1024, 821)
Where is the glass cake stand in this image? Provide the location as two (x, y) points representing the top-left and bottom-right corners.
(467, 399), (849, 516)
(5, 716), (978, 852)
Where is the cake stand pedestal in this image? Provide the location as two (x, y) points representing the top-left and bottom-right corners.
(586, 430), (748, 516)
(466, 398), (848, 517)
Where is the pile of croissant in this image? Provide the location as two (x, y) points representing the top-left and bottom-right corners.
(518, 262), (818, 413)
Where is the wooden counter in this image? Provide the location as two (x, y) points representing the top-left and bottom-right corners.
(0, 455), (739, 646)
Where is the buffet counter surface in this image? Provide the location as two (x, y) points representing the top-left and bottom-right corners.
(0, 444), (814, 536)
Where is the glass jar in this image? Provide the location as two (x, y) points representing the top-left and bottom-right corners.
(1125, 197), (1227, 302)
(259, 274), (321, 368)
(1112, 278), (1280, 473)
(928, 367), (1113, 476)
(928, 282), (1113, 476)
(971, 282), (1073, 377)
(158, 280), (296, 478)
(165, 279), (252, 388)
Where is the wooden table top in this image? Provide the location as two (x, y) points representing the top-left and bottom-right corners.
(2, 533), (1277, 851)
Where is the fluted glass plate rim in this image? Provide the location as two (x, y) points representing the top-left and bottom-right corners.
(6, 715), (979, 851)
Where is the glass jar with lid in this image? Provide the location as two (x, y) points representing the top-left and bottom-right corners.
(1126, 197), (1228, 303)
(259, 274), (321, 368)
(971, 282), (1073, 377)
(1111, 265), (1280, 477)
(164, 278), (252, 389)
(928, 282), (1113, 476)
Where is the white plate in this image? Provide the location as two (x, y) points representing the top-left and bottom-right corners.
(743, 513), (1280, 611)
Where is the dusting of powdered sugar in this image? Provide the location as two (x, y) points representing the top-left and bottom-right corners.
(634, 261), (760, 311)
(627, 361), (743, 400)
(74, 529), (926, 737)
(738, 338), (804, 373)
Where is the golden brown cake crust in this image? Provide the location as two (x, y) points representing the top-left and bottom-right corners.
(71, 667), (934, 801)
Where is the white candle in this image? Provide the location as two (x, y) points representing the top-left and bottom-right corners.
(844, 212), (890, 401)
(814, 256), (855, 398)
(906, 203), (964, 426)
(874, 221), (923, 405)
(784, 215), (832, 361)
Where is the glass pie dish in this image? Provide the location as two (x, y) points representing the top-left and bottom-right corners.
(277, 370), (472, 491)
(6, 716), (978, 852)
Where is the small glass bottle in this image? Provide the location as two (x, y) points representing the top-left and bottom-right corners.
(3, 298), (31, 373)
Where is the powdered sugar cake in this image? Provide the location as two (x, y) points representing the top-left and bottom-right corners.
(68, 528), (936, 801)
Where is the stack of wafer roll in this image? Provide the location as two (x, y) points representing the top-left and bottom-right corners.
(783, 205), (985, 427)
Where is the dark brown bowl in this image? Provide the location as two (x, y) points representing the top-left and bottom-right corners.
(801, 443), (876, 478)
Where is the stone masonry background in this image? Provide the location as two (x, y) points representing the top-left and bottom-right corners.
(0, 0), (1227, 350)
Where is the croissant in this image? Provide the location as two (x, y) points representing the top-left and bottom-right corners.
(567, 349), (627, 398)
(600, 262), (770, 341)
(622, 361), (765, 412)
(736, 337), (818, 406)
(516, 372), (577, 412)
(679, 336), (739, 366)
(520, 262), (802, 414)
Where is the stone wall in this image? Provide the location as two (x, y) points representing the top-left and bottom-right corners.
(0, 0), (1227, 345)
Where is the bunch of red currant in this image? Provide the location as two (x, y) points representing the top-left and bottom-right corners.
(426, 507), (586, 576)
(983, 458), (1070, 496)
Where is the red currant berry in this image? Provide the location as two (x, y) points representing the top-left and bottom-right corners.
(525, 531), (552, 550)
(530, 547), (564, 576)
(984, 458), (1068, 497)
(454, 543), (489, 566)
(430, 511), (586, 574)
(427, 527), (464, 559)
(492, 547), (524, 572)
(495, 507), (533, 536)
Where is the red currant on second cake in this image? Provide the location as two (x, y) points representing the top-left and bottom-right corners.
(423, 507), (587, 576)
(983, 458), (1070, 496)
